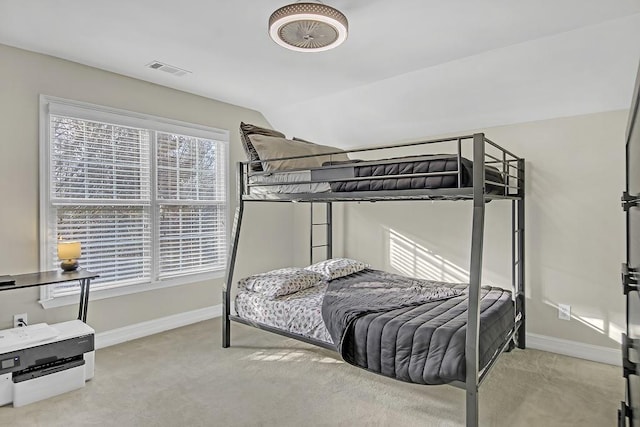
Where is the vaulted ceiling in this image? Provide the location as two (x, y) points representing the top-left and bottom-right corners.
(1, 0), (639, 147)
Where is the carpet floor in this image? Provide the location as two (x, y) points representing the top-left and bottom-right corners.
(0, 318), (622, 426)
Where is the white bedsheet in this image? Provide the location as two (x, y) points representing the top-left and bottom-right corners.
(248, 170), (331, 194)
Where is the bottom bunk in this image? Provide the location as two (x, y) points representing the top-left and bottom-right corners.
(233, 263), (516, 385)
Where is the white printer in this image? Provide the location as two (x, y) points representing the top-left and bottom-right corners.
(0, 320), (95, 407)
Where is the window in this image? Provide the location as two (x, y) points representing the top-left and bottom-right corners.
(40, 96), (228, 303)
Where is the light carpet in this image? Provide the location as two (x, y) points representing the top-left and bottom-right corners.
(0, 318), (622, 426)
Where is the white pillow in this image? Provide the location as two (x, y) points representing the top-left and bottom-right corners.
(305, 258), (369, 281)
(238, 267), (324, 299)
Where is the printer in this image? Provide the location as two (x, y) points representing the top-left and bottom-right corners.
(0, 320), (94, 407)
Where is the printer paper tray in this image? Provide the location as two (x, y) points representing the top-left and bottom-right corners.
(13, 364), (85, 407)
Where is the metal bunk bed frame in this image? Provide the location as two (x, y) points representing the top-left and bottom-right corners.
(222, 133), (525, 427)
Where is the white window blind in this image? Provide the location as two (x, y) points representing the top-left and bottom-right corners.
(41, 97), (228, 299)
(156, 132), (227, 278)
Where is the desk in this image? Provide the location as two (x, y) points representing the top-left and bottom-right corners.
(0, 270), (99, 322)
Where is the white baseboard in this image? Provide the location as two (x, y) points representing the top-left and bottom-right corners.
(93, 307), (620, 366)
(95, 305), (221, 349)
(526, 333), (620, 366)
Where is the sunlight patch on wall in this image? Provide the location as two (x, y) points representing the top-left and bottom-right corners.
(543, 299), (622, 344)
(242, 349), (343, 364)
(608, 322), (623, 344)
(572, 316), (622, 344)
(388, 228), (468, 282)
(577, 316), (604, 332)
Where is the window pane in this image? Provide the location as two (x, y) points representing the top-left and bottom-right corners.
(158, 204), (226, 278)
(51, 116), (150, 201)
(156, 132), (223, 201)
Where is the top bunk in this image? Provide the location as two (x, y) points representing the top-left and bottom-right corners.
(238, 126), (524, 203)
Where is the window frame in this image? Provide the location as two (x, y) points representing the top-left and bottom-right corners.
(38, 95), (230, 309)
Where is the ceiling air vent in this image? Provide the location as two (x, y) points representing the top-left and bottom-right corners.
(146, 61), (191, 77)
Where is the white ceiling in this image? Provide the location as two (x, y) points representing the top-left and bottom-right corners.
(1, 0), (640, 147)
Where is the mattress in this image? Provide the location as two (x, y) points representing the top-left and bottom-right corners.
(246, 154), (504, 195)
(324, 155), (503, 193)
(235, 282), (333, 343)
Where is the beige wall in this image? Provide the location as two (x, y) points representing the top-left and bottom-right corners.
(0, 43), (627, 351)
(341, 111), (627, 349)
(0, 44), (294, 332)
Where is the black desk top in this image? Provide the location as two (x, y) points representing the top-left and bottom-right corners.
(0, 270), (99, 291)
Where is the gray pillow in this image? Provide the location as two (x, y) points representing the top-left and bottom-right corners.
(249, 135), (350, 171)
(239, 122), (286, 172)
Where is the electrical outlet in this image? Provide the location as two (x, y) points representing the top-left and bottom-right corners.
(558, 304), (571, 321)
(13, 313), (27, 328)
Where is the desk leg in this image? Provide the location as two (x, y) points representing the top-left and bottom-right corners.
(82, 279), (91, 322)
(78, 279), (87, 321)
(78, 279), (91, 322)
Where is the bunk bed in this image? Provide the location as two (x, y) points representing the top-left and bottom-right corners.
(222, 130), (525, 427)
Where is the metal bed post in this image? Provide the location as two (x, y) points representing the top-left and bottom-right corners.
(326, 202), (333, 259)
(223, 162), (246, 348)
(516, 158), (526, 348)
(465, 133), (486, 427)
(310, 203), (314, 263)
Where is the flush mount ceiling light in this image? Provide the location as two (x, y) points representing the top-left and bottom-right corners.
(269, 1), (348, 52)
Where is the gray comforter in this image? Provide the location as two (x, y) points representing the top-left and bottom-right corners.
(321, 269), (514, 385)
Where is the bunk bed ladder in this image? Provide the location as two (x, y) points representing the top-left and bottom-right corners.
(310, 202), (333, 263)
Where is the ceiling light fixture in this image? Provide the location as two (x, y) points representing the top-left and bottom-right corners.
(269, 1), (348, 52)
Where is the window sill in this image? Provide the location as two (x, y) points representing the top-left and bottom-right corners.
(39, 270), (226, 310)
